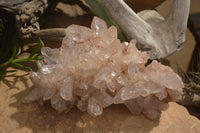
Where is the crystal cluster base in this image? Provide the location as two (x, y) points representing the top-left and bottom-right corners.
(24, 17), (184, 120)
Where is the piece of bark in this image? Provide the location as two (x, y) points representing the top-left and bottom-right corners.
(0, 0), (54, 38)
(23, 28), (66, 43)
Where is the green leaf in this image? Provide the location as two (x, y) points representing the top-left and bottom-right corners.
(29, 42), (40, 58)
(16, 47), (21, 57)
(35, 56), (44, 60)
(29, 38), (45, 58)
(5, 69), (18, 73)
(35, 60), (40, 69)
(38, 37), (45, 47)
(34, 53), (42, 58)
(11, 62), (32, 71)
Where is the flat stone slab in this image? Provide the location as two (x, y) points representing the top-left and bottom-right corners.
(0, 69), (200, 133)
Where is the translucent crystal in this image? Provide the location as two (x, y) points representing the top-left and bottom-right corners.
(106, 78), (121, 94)
(77, 100), (88, 112)
(61, 36), (75, 49)
(43, 87), (56, 101)
(93, 64), (115, 89)
(25, 16), (184, 120)
(145, 61), (184, 91)
(125, 99), (142, 115)
(51, 92), (73, 113)
(103, 26), (118, 44)
(136, 96), (169, 120)
(93, 90), (114, 108)
(154, 90), (168, 101)
(65, 25), (93, 43)
(116, 74), (130, 86)
(87, 97), (103, 117)
(23, 87), (44, 103)
(30, 72), (40, 84)
(122, 39), (149, 65)
(60, 76), (73, 101)
(91, 16), (107, 35)
(41, 47), (59, 64)
(114, 89), (125, 104)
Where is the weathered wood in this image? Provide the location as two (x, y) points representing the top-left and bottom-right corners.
(101, 0), (190, 59)
(32, 28), (66, 42)
(0, 0), (53, 38)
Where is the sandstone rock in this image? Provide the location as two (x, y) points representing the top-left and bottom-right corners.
(0, 69), (199, 132)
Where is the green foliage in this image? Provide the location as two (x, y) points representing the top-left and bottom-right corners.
(0, 16), (45, 83)
(0, 37), (45, 83)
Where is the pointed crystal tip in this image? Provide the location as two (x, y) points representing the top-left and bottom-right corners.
(26, 16), (184, 119)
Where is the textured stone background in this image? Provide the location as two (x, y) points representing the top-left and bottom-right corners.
(0, 0), (200, 132)
(0, 69), (200, 133)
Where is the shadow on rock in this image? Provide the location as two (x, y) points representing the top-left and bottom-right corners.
(10, 87), (159, 133)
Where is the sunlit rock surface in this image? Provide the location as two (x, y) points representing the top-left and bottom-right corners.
(24, 17), (184, 120)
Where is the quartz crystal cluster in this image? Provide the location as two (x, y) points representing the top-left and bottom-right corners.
(24, 17), (184, 120)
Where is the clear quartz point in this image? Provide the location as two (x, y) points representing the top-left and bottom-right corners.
(87, 97), (103, 117)
(51, 92), (73, 113)
(27, 16), (184, 120)
(60, 76), (73, 101)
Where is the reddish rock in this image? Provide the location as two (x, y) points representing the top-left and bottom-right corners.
(0, 67), (199, 133)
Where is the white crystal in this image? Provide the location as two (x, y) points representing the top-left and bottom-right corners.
(87, 97), (103, 117)
(125, 99), (142, 115)
(26, 16), (184, 120)
(60, 76), (73, 101)
(77, 100), (88, 112)
(93, 90), (114, 108)
(91, 16), (107, 35)
(51, 92), (73, 112)
(43, 88), (56, 101)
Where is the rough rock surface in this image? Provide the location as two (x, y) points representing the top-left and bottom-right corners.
(24, 17), (184, 120)
(0, 71), (200, 133)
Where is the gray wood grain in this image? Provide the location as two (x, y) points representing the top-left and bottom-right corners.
(0, 0), (51, 38)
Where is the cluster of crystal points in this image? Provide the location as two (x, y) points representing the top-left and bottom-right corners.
(24, 17), (184, 120)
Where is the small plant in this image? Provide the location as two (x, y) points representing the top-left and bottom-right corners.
(0, 16), (45, 83)
(0, 37), (45, 83)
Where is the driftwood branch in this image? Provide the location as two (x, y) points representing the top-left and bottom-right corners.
(165, 0), (190, 45)
(101, 0), (155, 51)
(32, 28), (66, 42)
(102, 0), (190, 59)
(0, 0), (53, 38)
